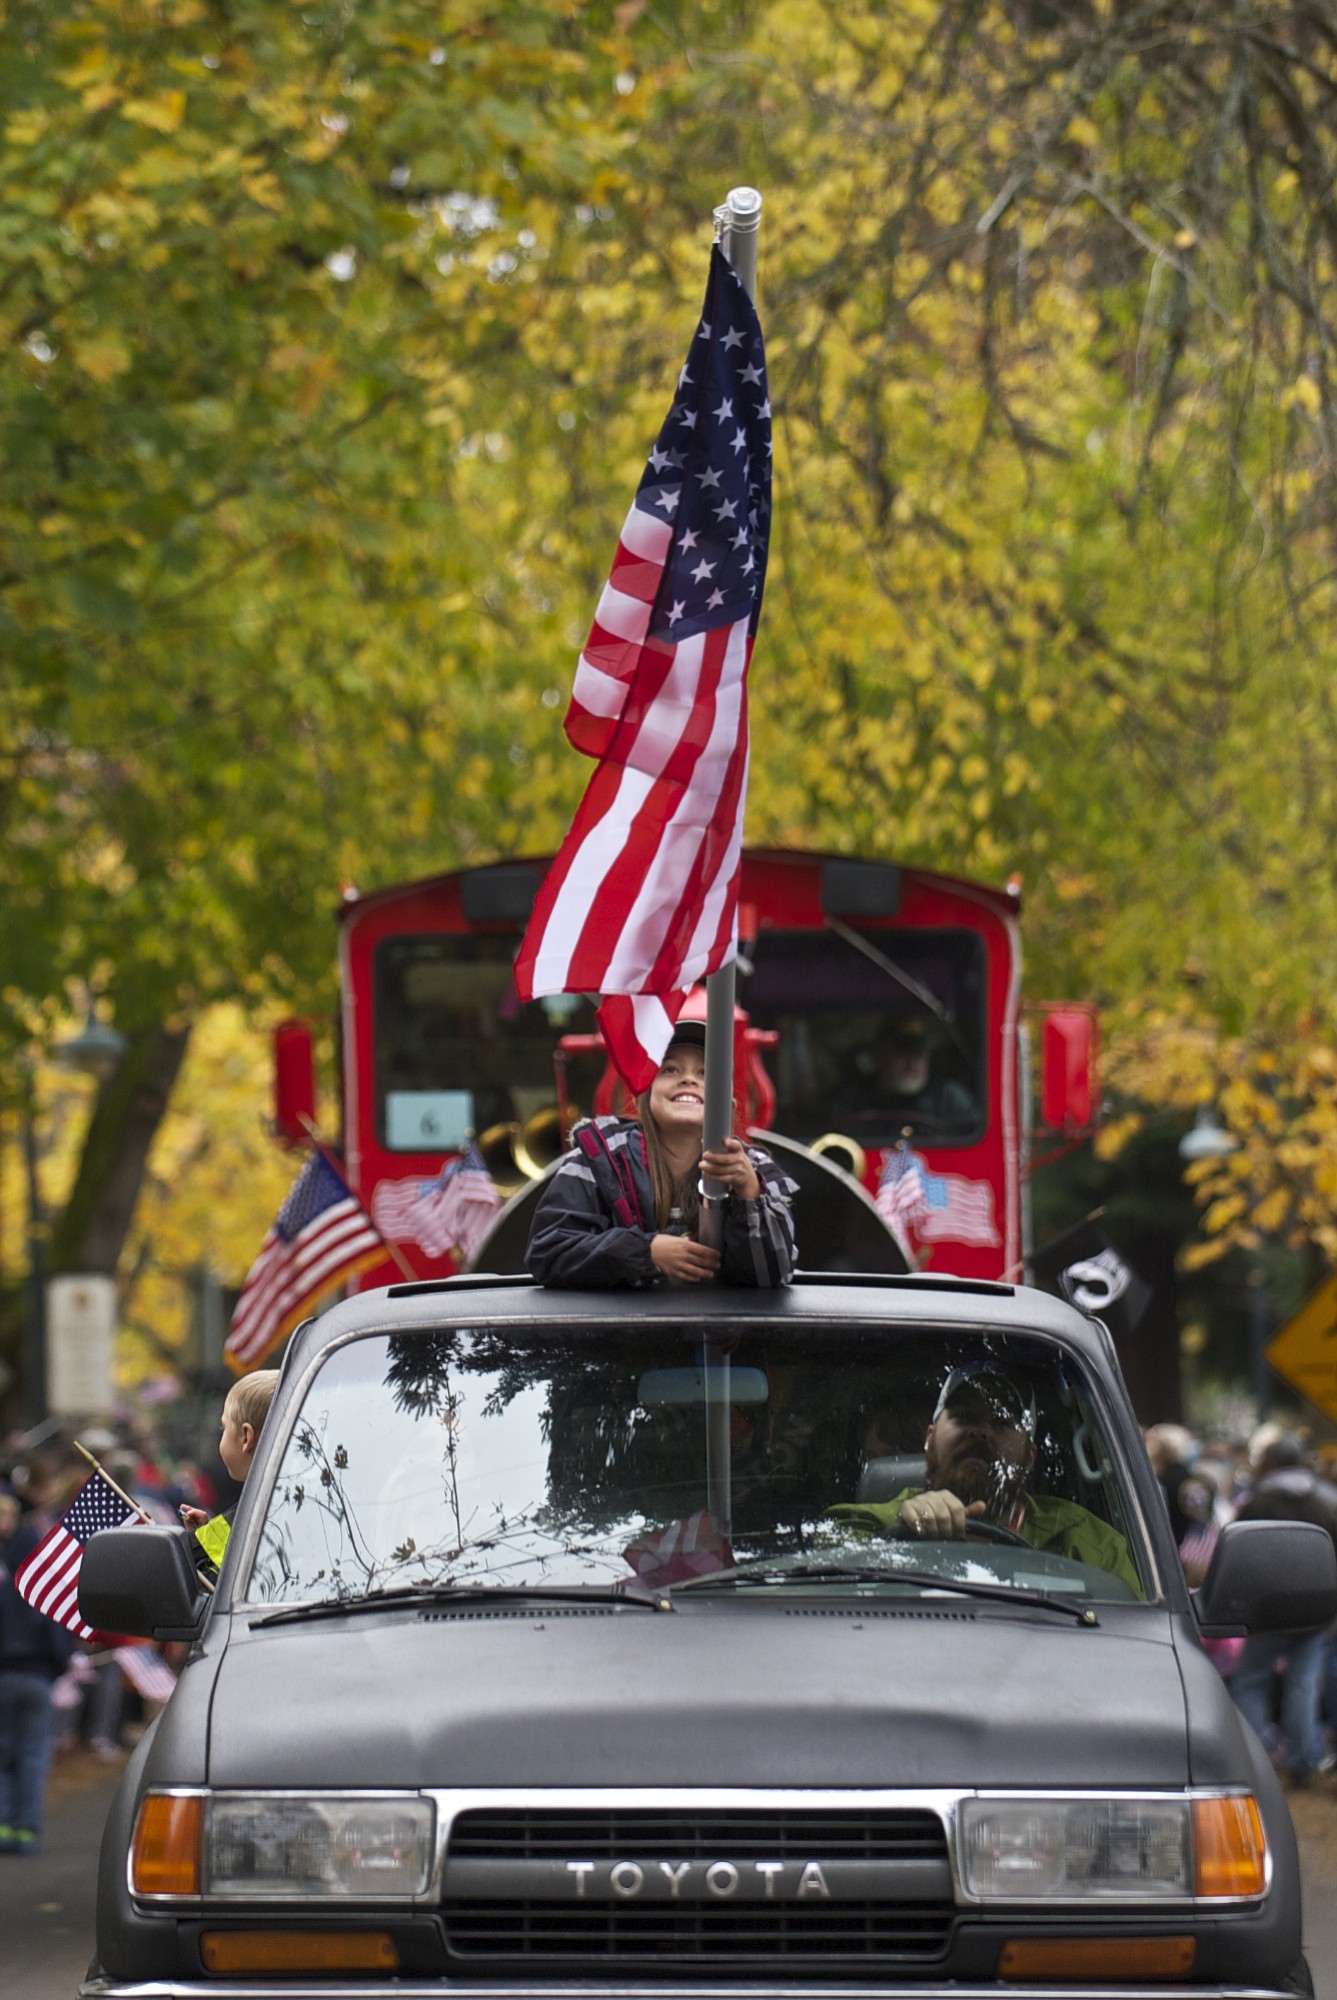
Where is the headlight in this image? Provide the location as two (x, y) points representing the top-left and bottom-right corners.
(203, 1794), (434, 1900)
(961, 1797), (1194, 1900)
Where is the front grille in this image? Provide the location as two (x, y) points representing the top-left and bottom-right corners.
(449, 1807), (946, 1860)
(443, 1808), (955, 1966)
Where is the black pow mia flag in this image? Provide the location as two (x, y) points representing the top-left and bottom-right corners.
(1031, 1221), (1152, 1342)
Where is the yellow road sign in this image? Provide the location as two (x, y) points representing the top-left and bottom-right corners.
(1266, 1271), (1337, 1426)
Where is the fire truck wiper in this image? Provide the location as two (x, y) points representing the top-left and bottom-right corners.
(823, 918), (948, 1023)
(823, 919), (971, 1062)
(672, 1562), (1098, 1625)
(252, 1577), (674, 1627)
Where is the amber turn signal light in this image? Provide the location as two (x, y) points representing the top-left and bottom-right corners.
(130, 1793), (203, 1897)
(1193, 1794), (1267, 1898)
(999, 1937), (1195, 1979)
(200, 1932), (399, 1974)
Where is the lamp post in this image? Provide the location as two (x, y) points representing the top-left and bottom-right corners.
(18, 1006), (130, 1427)
(1178, 1106), (1236, 1165)
(19, 1062), (48, 1431)
(56, 1006), (131, 1083)
(1177, 1107), (1271, 1417)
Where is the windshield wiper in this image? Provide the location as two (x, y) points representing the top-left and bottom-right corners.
(252, 1577), (674, 1627)
(672, 1562), (1098, 1625)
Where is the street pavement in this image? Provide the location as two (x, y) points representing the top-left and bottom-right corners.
(1290, 1789), (1337, 1998)
(4, 1751), (1337, 1999)
(0, 1747), (119, 2000)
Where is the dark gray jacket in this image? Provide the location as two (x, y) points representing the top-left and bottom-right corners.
(527, 1118), (796, 1289)
(1239, 1464), (1337, 1556)
(0, 1522), (77, 1680)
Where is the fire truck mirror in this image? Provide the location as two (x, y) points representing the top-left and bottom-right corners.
(1040, 1006), (1100, 1133)
(273, 1018), (317, 1150)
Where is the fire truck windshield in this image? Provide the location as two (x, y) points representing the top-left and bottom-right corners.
(374, 936), (600, 1153)
(742, 926), (985, 1147)
(373, 924), (985, 1156)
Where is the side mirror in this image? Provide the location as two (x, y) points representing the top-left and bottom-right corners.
(273, 1017), (317, 1150)
(1040, 1005), (1099, 1132)
(1195, 1518), (1337, 1638)
(79, 1525), (209, 1643)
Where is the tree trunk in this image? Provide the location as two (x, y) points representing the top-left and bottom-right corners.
(48, 1022), (192, 1277)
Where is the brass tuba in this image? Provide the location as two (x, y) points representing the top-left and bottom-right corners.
(512, 1106), (568, 1180)
(476, 1121), (525, 1195)
(808, 1132), (868, 1182)
(478, 1106), (571, 1192)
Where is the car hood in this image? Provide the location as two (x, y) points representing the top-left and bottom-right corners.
(206, 1603), (1191, 1789)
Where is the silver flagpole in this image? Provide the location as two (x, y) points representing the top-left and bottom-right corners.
(699, 186), (762, 1261)
(701, 186), (761, 1547)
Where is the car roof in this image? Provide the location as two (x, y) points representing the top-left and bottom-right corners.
(283, 1272), (1112, 1372)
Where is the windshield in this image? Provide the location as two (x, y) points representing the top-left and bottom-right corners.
(374, 935), (601, 1152)
(744, 927), (985, 1146)
(245, 1323), (1150, 1608)
(374, 924), (985, 1157)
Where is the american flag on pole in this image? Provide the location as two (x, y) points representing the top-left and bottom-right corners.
(15, 1469), (141, 1640)
(515, 244), (772, 1092)
(370, 1141), (500, 1264)
(225, 1152), (386, 1373)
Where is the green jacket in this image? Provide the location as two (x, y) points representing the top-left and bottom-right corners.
(829, 1489), (1142, 1595)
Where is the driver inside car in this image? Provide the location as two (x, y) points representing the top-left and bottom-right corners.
(829, 1361), (1141, 1592)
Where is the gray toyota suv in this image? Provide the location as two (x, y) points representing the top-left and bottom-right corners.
(77, 1274), (1335, 1998)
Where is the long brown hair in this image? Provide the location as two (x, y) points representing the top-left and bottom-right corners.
(636, 1085), (701, 1233)
(636, 1050), (743, 1232)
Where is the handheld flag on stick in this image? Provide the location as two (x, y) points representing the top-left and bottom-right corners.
(371, 1140), (500, 1265)
(15, 1466), (144, 1641)
(875, 1144), (927, 1263)
(225, 1150), (387, 1373)
(515, 234), (772, 1093)
(876, 1145), (1001, 1256)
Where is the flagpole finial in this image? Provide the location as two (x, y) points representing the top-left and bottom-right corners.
(717, 186), (762, 313)
(725, 185), (762, 231)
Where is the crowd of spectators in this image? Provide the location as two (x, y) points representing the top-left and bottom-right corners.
(0, 1412), (241, 1855)
(1147, 1417), (1337, 1790)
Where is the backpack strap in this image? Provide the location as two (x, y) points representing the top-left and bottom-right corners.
(575, 1123), (649, 1231)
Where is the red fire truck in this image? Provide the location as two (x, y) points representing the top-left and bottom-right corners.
(273, 848), (1095, 1286)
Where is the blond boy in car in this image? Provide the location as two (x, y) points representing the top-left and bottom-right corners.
(180, 1371), (280, 1572)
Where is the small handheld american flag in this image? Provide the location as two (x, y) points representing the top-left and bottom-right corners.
(370, 1140), (500, 1264)
(876, 1146), (928, 1228)
(15, 1469), (142, 1640)
(877, 1145), (1000, 1252)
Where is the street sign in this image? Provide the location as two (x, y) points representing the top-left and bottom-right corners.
(1265, 1271), (1337, 1426)
(45, 1274), (117, 1416)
